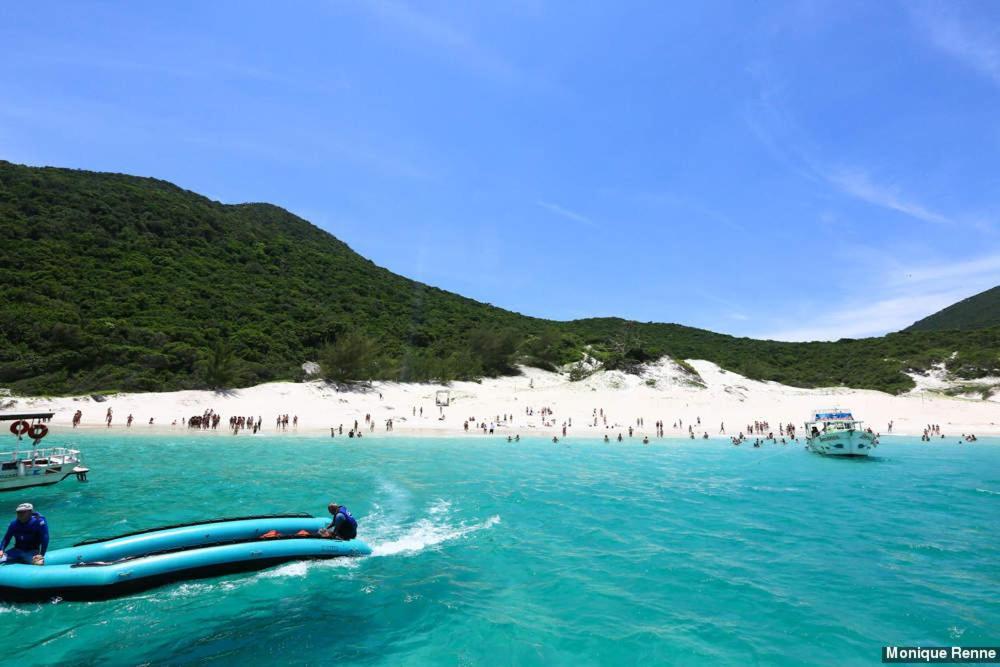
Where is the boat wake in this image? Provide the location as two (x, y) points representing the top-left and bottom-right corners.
(184, 499), (500, 585)
(257, 557), (360, 579)
(362, 492), (500, 558)
(371, 512), (501, 557)
(0, 603), (37, 615)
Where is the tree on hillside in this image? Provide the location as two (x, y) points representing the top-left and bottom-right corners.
(203, 340), (240, 389)
(469, 327), (521, 376)
(521, 327), (572, 371)
(320, 332), (379, 383)
(603, 323), (651, 374)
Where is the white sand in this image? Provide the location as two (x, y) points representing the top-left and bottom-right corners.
(6, 359), (998, 438)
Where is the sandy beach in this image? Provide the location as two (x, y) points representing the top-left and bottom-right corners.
(7, 359), (998, 439)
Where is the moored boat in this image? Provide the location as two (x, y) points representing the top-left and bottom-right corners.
(1, 412), (89, 491)
(804, 408), (876, 457)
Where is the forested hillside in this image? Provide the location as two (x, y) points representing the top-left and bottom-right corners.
(2, 160), (997, 395)
(905, 286), (1000, 333)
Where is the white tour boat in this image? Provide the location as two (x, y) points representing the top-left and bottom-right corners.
(804, 408), (876, 457)
(1, 412), (89, 492)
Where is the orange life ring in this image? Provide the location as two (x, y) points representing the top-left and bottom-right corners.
(27, 423), (48, 440)
(9, 420), (29, 436)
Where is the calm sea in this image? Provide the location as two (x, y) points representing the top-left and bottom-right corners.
(1, 432), (997, 665)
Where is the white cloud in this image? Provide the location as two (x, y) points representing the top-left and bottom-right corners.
(360, 1), (521, 84)
(744, 65), (972, 229)
(756, 253), (1000, 341)
(911, 2), (1000, 86)
(827, 168), (954, 225)
(758, 290), (976, 341)
(536, 201), (597, 228)
(888, 253), (1000, 286)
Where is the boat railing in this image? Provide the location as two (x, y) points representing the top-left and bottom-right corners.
(2, 446), (80, 462)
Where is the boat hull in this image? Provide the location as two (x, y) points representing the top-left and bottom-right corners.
(0, 449), (85, 492)
(806, 429), (875, 457)
(0, 468), (79, 492)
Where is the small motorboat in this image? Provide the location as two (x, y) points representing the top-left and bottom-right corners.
(1, 412), (89, 491)
(804, 408), (876, 457)
(0, 514), (370, 602)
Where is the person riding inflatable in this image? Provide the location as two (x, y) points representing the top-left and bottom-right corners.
(319, 503), (357, 540)
(0, 503), (49, 566)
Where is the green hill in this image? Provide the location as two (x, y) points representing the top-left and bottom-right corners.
(1, 160), (997, 395)
(905, 286), (1000, 333)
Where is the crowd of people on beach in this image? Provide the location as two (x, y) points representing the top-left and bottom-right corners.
(52, 404), (983, 445)
(67, 408), (307, 436)
(187, 410), (220, 429)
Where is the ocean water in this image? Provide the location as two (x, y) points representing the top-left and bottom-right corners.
(1, 432), (997, 666)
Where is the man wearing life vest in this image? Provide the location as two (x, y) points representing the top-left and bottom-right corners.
(0, 503), (49, 565)
(319, 503), (358, 540)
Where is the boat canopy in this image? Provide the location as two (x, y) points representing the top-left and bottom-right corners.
(811, 409), (854, 421)
(0, 412), (54, 422)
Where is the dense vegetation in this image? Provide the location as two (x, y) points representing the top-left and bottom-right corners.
(905, 286), (1000, 332)
(2, 160), (998, 396)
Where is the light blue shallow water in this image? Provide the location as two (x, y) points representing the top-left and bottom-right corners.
(1, 432), (997, 666)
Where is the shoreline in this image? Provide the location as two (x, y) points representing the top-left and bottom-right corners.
(42, 427), (1000, 445)
(5, 360), (999, 439)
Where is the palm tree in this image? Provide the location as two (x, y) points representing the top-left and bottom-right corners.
(204, 341), (238, 389)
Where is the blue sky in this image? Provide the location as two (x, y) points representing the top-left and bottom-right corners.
(2, 1), (998, 340)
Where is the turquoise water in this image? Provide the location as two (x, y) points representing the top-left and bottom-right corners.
(2, 433), (998, 666)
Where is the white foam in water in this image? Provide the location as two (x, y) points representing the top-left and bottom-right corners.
(258, 561), (311, 579)
(372, 514), (501, 557)
(159, 582), (218, 600)
(0, 604), (36, 615)
(366, 503), (385, 525)
(428, 499), (451, 516)
(255, 557), (358, 580)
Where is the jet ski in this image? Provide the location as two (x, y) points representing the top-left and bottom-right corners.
(0, 514), (370, 602)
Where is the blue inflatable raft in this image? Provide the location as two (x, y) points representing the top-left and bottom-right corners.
(0, 514), (370, 602)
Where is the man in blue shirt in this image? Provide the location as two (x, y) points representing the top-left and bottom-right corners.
(0, 503), (49, 565)
(319, 503), (357, 540)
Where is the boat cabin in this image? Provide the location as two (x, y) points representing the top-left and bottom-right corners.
(806, 408), (863, 437)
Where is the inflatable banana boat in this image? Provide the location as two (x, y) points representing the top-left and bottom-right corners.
(0, 514), (371, 602)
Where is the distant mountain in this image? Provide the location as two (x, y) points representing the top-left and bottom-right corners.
(1, 160), (997, 395)
(906, 286), (1000, 332)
